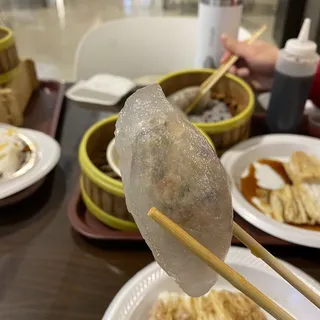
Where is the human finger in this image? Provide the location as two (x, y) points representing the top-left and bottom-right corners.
(236, 68), (250, 78)
(221, 51), (232, 64)
(220, 34), (254, 59)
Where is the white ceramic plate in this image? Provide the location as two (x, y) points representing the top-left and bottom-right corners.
(102, 247), (320, 320)
(66, 74), (135, 106)
(0, 125), (61, 199)
(220, 134), (320, 248)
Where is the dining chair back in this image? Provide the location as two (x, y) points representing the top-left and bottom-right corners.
(74, 17), (250, 81)
(74, 17), (200, 80)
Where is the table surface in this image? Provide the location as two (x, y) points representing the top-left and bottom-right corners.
(0, 88), (319, 320)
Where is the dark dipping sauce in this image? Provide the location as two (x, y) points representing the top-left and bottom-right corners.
(240, 158), (320, 232)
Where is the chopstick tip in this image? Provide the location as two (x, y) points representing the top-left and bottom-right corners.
(148, 207), (158, 217)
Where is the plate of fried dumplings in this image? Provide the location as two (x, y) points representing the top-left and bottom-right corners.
(103, 247), (320, 319)
(221, 134), (320, 248)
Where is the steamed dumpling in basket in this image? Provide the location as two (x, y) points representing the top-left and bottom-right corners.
(115, 84), (233, 297)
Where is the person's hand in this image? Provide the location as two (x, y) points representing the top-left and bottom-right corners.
(220, 34), (279, 91)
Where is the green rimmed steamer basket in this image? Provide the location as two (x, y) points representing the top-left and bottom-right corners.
(158, 69), (255, 153)
(78, 114), (214, 231)
(0, 26), (20, 84)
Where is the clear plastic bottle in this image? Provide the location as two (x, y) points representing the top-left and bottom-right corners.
(267, 18), (319, 133)
(195, 0), (243, 68)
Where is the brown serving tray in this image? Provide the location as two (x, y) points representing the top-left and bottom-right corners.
(68, 184), (142, 241)
(0, 80), (65, 207)
(68, 113), (311, 245)
(23, 80), (65, 136)
(68, 182), (293, 245)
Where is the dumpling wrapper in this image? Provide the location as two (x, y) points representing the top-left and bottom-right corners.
(115, 84), (233, 297)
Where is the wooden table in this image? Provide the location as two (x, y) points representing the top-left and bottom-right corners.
(0, 91), (319, 320)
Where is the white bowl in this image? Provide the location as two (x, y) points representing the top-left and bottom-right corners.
(106, 138), (121, 177)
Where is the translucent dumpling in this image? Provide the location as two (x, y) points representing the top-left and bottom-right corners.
(115, 84), (233, 297)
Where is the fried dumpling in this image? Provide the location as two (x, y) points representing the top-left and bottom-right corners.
(284, 151), (320, 183)
(149, 290), (267, 320)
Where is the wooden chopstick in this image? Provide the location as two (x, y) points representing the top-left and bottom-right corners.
(233, 222), (320, 308)
(199, 24), (266, 92)
(185, 24), (267, 114)
(148, 207), (294, 320)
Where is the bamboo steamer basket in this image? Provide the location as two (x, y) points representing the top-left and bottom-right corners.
(0, 26), (19, 84)
(158, 69), (255, 153)
(0, 59), (39, 126)
(78, 114), (214, 231)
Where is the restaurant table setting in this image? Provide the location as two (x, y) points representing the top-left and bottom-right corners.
(1, 12), (320, 320)
(1, 82), (320, 320)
